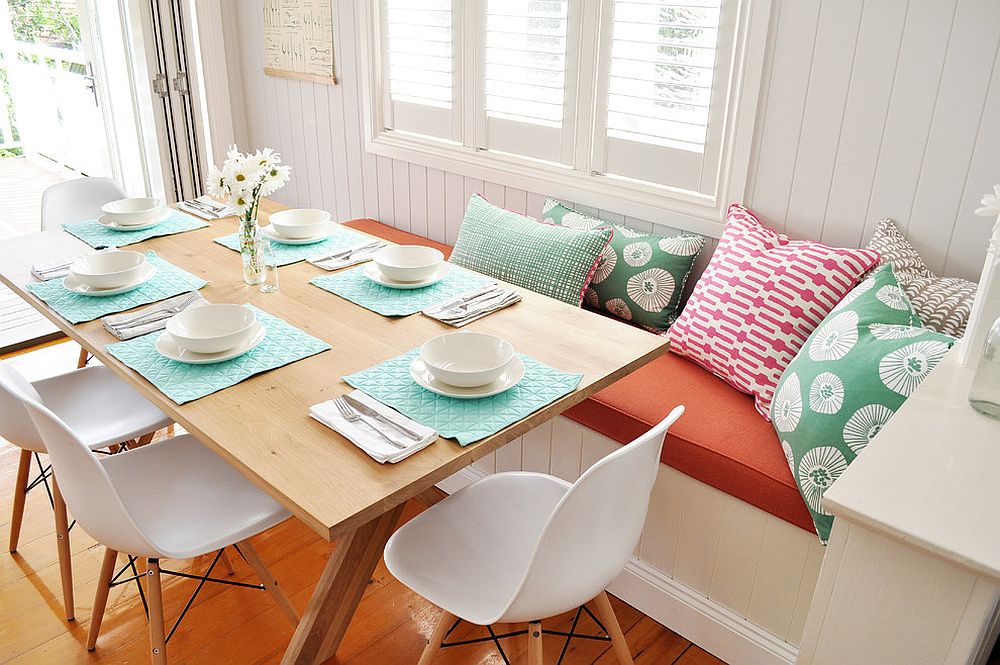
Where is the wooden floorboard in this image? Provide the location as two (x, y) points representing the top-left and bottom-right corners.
(0, 341), (728, 664)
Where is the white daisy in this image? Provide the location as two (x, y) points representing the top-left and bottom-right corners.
(869, 323), (924, 340)
(809, 372), (845, 414)
(808, 311), (859, 361)
(842, 404), (895, 454)
(833, 277), (875, 311)
(879, 340), (950, 396)
(781, 440), (796, 474)
(772, 373), (802, 433)
(626, 268), (675, 312)
(876, 284), (910, 310)
(592, 244), (617, 283)
(658, 235), (705, 256)
(605, 298), (632, 320)
(560, 211), (604, 230)
(623, 241), (653, 267)
(797, 446), (848, 515)
(584, 287), (600, 308)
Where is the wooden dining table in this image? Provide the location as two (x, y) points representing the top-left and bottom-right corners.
(0, 199), (669, 665)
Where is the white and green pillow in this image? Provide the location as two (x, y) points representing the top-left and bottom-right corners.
(541, 199), (705, 332)
(770, 265), (955, 543)
(450, 195), (613, 306)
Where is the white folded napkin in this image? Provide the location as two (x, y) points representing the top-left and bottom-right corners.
(31, 249), (113, 281)
(310, 390), (437, 463)
(102, 291), (207, 340)
(423, 286), (521, 327)
(178, 196), (238, 220)
(308, 240), (387, 271)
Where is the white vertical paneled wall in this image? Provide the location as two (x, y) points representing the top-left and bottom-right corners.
(227, 0), (1000, 282)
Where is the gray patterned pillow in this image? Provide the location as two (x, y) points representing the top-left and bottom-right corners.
(866, 219), (978, 337)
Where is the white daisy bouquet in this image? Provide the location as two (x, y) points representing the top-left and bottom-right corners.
(207, 146), (291, 283)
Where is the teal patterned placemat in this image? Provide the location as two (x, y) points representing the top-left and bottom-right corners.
(107, 305), (330, 405)
(214, 225), (372, 266)
(26, 252), (207, 324)
(310, 264), (494, 316)
(344, 349), (583, 445)
(63, 209), (209, 249)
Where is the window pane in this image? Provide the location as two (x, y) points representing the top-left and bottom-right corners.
(386, 0), (453, 108)
(484, 0), (568, 126)
(607, 0), (723, 152)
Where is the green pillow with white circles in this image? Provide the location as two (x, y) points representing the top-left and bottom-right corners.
(541, 199), (705, 332)
(770, 265), (955, 543)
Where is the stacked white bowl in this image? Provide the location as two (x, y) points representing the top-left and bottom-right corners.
(101, 198), (164, 227)
(419, 332), (515, 387)
(268, 209), (331, 239)
(165, 304), (257, 354)
(372, 245), (444, 283)
(68, 251), (148, 290)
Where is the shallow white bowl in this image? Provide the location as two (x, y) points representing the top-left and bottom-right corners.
(165, 303), (257, 354)
(268, 208), (332, 239)
(372, 245), (444, 283)
(101, 198), (163, 226)
(68, 251), (148, 289)
(419, 332), (515, 388)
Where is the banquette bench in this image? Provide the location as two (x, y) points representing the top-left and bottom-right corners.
(343, 218), (824, 665)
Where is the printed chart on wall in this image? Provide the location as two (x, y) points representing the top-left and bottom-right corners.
(263, 0), (337, 85)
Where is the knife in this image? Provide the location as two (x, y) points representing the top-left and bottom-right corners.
(342, 394), (423, 440)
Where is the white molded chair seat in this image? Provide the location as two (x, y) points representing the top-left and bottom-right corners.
(386, 472), (571, 625)
(98, 434), (290, 559)
(40, 176), (127, 230)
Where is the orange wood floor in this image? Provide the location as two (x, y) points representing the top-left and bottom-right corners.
(0, 342), (726, 664)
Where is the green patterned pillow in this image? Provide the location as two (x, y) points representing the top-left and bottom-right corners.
(771, 265), (955, 543)
(451, 195), (612, 305)
(541, 198), (705, 332)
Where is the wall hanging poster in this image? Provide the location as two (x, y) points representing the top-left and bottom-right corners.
(263, 0), (337, 85)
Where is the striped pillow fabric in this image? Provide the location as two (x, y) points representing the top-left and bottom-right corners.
(668, 204), (880, 419)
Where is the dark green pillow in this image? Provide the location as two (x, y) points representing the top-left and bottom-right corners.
(771, 265), (955, 542)
(541, 199), (704, 332)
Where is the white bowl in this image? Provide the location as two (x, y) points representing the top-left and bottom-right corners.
(68, 251), (148, 289)
(372, 245), (444, 283)
(101, 198), (163, 226)
(268, 208), (331, 239)
(419, 332), (515, 388)
(165, 303), (257, 354)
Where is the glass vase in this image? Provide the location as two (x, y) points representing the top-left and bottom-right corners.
(969, 316), (1000, 419)
(239, 215), (262, 285)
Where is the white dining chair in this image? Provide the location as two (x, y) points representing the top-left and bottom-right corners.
(9, 373), (298, 665)
(40, 176), (128, 368)
(384, 405), (685, 665)
(0, 360), (172, 621)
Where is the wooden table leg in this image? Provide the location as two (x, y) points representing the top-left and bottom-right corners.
(280, 504), (405, 665)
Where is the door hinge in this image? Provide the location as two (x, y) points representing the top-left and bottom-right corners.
(173, 71), (189, 96)
(152, 73), (169, 98)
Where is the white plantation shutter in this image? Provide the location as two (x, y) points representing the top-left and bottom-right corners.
(383, 0), (457, 140)
(594, 0), (733, 194)
(480, 0), (576, 164)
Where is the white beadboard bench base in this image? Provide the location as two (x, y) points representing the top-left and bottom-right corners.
(436, 415), (825, 665)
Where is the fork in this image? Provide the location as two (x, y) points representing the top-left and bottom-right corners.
(113, 293), (200, 329)
(333, 397), (407, 450)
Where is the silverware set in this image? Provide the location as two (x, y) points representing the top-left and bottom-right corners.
(332, 396), (410, 449)
(310, 241), (386, 267)
(109, 293), (201, 331)
(425, 285), (521, 327)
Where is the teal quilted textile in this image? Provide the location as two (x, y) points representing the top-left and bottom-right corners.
(107, 305), (330, 404)
(214, 225), (372, 266)
(343, 349), (583, 445)
(26, 252), (207, 324)
(63, 209), (209, 249)
(309, 264), (493, 316)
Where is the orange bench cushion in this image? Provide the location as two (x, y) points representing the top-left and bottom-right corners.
(343, 218), (813, 533)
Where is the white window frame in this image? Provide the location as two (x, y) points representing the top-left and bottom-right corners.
(359, 0), (773, 237)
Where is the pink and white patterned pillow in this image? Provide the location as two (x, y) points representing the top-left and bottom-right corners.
(668, 204), (880, 419)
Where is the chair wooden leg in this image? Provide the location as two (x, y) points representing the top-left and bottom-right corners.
(146, 558), (167, 665)
(76, 347), (89, 368)
(593, 591), (634, 665)
(134, 432), (156, 448)
(417, 609), (456, 665)
(238, 539), (299, 626)
(8, 449), (31, 553)
(51, 475), (75, 621)
(528, 620), (543, 665)
(87, 547), (119, 650)
(218, 548), (236, 576)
